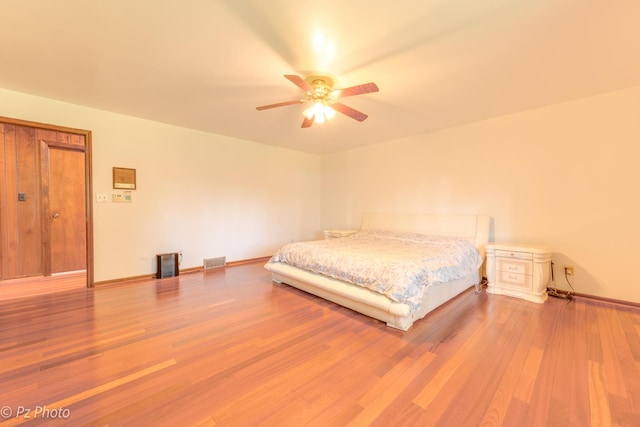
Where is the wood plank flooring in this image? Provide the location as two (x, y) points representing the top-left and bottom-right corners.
(1, 262), (639, 426)
(0, 272), (86, 300)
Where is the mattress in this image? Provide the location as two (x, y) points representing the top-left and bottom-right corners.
(266, 229), (483, 314)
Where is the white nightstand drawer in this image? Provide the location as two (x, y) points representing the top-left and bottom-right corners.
(495, 250), (533, 260)
(496, 258), (532, 276)
(497, 270), (533, 290)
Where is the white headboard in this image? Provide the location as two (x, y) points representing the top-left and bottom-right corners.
(361, 213), (491, 249)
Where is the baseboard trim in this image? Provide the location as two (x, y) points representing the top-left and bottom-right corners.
(94, 256), (271, 287)
(226, 256), (271, 267)
(95, 273), (156, 286)
(573, 292), (640, 309)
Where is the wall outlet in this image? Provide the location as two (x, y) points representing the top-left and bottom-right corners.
(564, 265), (574, 276)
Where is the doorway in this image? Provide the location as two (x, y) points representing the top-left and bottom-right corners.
(41, 140), (87, 275)
(0, 116), (93, 287)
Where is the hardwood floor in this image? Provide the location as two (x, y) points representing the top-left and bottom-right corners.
(0, 272), (86, 300)
(1, 262), (639, 426)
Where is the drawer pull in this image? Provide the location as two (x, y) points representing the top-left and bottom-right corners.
(508, 274), (518, 280)
(508, 265), (518, 271)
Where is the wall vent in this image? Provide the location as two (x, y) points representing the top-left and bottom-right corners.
(204, 256), (226, 270)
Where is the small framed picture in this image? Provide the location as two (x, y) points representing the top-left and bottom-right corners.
(113, 167), (136, 190)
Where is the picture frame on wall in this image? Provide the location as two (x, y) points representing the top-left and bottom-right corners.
(113, 167), (136, 190)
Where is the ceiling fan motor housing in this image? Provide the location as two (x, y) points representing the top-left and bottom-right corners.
(304, 74), (336, 102)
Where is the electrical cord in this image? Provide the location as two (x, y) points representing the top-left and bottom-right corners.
(474, 277), (488, 295)
(563, 268), (576, 296)
(547, 261), (575, 300)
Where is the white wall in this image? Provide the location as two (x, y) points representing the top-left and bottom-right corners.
(4, 85), (639, 302)
(322, 86), (640, 303)
(1, 88), (322, 282)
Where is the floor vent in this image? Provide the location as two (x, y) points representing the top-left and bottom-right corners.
(204, 256), (226, 270)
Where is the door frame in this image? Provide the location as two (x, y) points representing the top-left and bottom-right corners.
(0, 116), (94, 287)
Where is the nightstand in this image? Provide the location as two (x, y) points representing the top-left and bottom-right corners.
(323, 229), (359, 239)
(485, 243), (552, 303)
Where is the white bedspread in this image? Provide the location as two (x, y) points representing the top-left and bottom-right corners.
(267, 230), (483, 313)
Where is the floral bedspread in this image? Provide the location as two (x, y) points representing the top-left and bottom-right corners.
(267, 229), (483, 313)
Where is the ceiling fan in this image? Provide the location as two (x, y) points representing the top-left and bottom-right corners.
(256, 74), (379, 128)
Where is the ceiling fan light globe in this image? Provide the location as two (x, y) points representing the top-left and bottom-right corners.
(324, 106), (336, 120)
(303, 107), (315, 120)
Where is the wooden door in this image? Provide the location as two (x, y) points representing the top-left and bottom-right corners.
(41, 141), (87, 274)
(0, 124), (42, 279)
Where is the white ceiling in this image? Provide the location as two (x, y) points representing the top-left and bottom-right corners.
(1, 0), (639, 154)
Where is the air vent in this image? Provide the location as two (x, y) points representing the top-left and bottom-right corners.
(204, 256), (226, 270)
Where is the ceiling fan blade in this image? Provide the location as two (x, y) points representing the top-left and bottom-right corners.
(285, 75), (313, 92)
(336, 82), (379, 98)
(256, 99), (304, 110)
(332, 102), (369, 122)
(301, 116), (314, 128)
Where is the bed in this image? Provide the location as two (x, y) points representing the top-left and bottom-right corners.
(264, 213), (492, 331)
